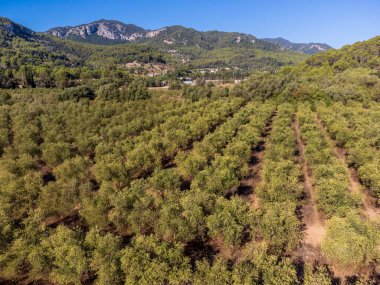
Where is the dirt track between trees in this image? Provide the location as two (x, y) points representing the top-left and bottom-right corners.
(237, 140), (265, 209)
(316, 117), (380, 221)
(293, 116), (326, 248)
(236, 113), (276, 209)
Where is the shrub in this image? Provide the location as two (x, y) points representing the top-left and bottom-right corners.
(59, 86), (95, 101)
(97, 83), (121, 101)
(321, 214), (379, 269)
(122, 77), (150, 100)
(120, 235), (191, 284)
(206, 197), (254, 247)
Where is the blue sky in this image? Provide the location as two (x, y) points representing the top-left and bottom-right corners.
(0, 0), (379, 48)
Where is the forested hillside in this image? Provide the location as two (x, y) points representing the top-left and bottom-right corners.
(0, 17), (172, 89)
(46, 20), (311, 71)
(0, 16), (379, 285)
(0, 17), (310, 89)
(242, 36), (380, 102)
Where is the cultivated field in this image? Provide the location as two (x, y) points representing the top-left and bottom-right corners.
(0, 92), (379, 284)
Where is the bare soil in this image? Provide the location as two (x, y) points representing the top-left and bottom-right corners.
(316, 117), (379, 221)
(184, 238), (218, 269)
(335, 147), (380, 220)
(293, 116), (326, 249)
(236, 141), (265, 209)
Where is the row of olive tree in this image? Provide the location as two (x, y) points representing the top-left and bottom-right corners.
(299, 104), (379, 271)
(318, 102), (380, 203)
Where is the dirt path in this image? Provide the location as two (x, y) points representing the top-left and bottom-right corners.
(236, 113), (275, 209)
(293, 115), (325, 249)
(237, 141), (265, 209)
(316, 117), (380, 221)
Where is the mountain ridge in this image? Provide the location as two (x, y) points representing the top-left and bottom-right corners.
(47, 19), (149, 42)
(0, 17), (333, 55)
(0, 16), (36, 44)
(261, 37), (333, 54)
(0, 17), (315, 73)
(46, 19), (268, 50)
(46, 19), (331, 54)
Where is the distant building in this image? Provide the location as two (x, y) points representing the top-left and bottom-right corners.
(182, 78), (195, 85)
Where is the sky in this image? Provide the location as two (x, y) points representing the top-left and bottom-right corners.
(0, 0), (379, 48)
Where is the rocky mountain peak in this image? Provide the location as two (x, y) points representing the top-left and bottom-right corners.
(46, 20), (169, 42)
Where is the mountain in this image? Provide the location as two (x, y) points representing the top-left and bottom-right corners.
(47, 20), (277, 50)
(45, 20), (311, 70)
(0, 17), (169, 71)
(0, 17), (309, 76)
(0, 17), (36, 45)
(261, 37), (333, 54)
(47, 20), (333, 56)
(47, 20), (149, 44)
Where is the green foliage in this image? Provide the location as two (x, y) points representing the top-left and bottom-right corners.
(155, 190), (203, 243)
(0, 211), (46, 281)
(245, 72), (286, 99)
(321, 214), (380, 269)
(120, 235), (191, 284)
(39, 156), (93, 216)
(54, 68), (74, 89)
(97, 83), (121, 101)
(255, 104), (303, 254)
(260, 257), (298, 285)
(298, 105), (360, 217)
(85, 228), (123, 285)
(242, 36), (380, 102)
(176, 102), (262, 180)
(0, 90), (12, 105)
(0, 155), (43, 220)
(108, 180), (144, 231)
(123, 77), (150, 100)
(190, 103), (272, 195)
(59, 85), (95, 101)
(19, 65), (35, 87)
(40, 226), (88, 285)
(259, 202), (301, 253)
(0, 207), (12, 248)
(206, 197), (254, 247)
(80, 183), (112, 229)
(318, 103), (380, 202)
(193, 258), (232, 285)
(42, 141), (71, 166)
(241, 243), (298, 285)
(303, 264), (332, 285)
(0, 78), (379, 284)
(181, 85), (212, 101)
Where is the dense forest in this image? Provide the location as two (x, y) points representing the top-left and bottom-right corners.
(0, 16), (379, 285)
